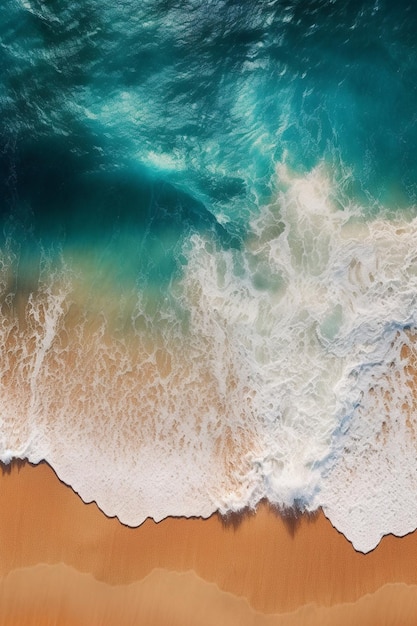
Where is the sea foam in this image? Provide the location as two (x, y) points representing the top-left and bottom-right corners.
(1, 164), (417, 552)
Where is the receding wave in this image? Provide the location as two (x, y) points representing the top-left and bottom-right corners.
(0, 165), (416, 551)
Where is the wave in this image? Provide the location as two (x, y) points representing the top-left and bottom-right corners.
(0, 164), (416, 552)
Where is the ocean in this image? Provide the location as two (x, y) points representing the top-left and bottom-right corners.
(1, 0), (417, 552)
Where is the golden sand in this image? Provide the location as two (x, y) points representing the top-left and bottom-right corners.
(0, 460), (417, 624)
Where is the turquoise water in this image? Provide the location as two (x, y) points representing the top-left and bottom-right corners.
(2, 2), (416, 266)
(1, 1), (417, 552)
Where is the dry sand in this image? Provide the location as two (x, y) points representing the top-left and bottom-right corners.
(0, 461), (416, 624)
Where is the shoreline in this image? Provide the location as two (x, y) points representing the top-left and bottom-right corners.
(1, 459), (417, 624)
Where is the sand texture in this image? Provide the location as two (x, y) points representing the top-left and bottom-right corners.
(0, 461), (416, 624)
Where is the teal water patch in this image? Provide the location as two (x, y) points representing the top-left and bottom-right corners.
(1, 127), (242, 294)
(1, 0), (417, 294)
(272, 2), (417, 211)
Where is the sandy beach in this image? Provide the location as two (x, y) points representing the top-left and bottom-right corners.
(0, 460), (416, 625)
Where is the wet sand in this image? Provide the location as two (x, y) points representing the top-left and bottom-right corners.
(1, 460), (417, 624)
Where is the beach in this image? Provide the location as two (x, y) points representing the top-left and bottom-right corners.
(1, 460), (417, 625)
(2, 2), (417, 624)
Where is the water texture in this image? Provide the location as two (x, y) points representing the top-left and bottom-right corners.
(1, 0), (417, 551)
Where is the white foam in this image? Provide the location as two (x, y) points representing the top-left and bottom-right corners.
(318, 329), (417, 552)
(180, 163), (417, 546)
